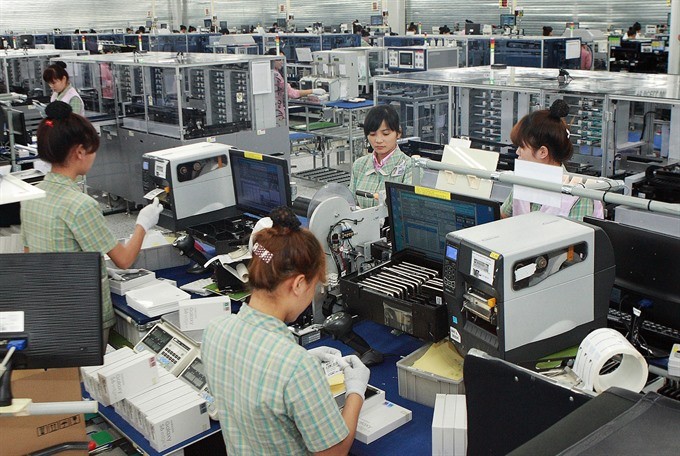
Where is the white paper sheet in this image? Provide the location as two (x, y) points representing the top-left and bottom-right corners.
(513, 160), (563, 208)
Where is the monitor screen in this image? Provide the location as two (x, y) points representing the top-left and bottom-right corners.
(0, 252), (103, 371)
(229, 150), (291, 216)
(277, 18), (287, 27)
(583, 217), (680, 310)
(386, 182), (500, 261)
(500, 14), (516, 28)
(145, 20), (153, 28)
(399, 51), (413, 67)
(204, 19), (213, 28)
(465, 23), (481, 35)
(220, 21), (228, 30)
(370, 15), (383, 26)
(18, 34), (35, 49)
(0, 108), (29, 146)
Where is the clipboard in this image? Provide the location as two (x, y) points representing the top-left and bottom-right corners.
(434, 138), (499, 199)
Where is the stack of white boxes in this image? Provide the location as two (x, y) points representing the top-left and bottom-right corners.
(82, 347), (210, 451)
(432, 394), (467, 456)
(0, 226), (22, 253)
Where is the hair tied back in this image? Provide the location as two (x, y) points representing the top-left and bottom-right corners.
(44, 100), (73, 120)
(269, 206), (301, 231)
(549, 99), (570, 119)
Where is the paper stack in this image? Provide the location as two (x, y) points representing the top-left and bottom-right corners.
(125, 280), (191, 317)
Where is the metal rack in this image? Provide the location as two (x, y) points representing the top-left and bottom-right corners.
(374, 66), (680, 177)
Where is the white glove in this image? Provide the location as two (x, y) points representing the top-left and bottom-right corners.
(136, 197), (163, 232)
(308, 346), (342, 363)
(342, 355), (370, 400)
(312, 88), (327, 95)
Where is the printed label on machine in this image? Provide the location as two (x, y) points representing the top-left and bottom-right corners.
(450, 327), (461, 343)
(470, 251), (494, 285)
(154, 160), (167, 179)
(0, 311), (24, 332)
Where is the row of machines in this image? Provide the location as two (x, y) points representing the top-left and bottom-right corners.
(54, 52), (289, 206)
(374, 66), (680, 177)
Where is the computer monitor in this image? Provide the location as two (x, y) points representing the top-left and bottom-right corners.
(204, 19), (213, 29)
(465, 23), (481, 35)
(241, 25), (251, 33)
(145, 20), (153, 28)
(583, 217), (680, 331)
(229, 149), (292, 217)
(160, 23), (168, 30)
(220, 21), (229, 30)
(385, 182), (500, 261)
(277, 18), (287, 27)
(295, 47), (313, 63)
(18, 34), (35, 49)
(370, 15), (383, 26)
(500, 14), (516, 28)
(0, 252), (104, 406)
(0, 107), (30, 146)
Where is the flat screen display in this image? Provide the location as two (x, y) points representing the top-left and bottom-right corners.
(229, 150), (291, 216)
(386, 182), (500, 261)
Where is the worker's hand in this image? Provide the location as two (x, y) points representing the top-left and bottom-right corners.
(136, 197), (163, 232)
(342, 355), (370, 400)
(312, 88), (327, 96)
(308, 346), (343, 363)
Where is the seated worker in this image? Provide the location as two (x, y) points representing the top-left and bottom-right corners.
(202, 206), (370, 455)
(542, 26), (553, 36)
(265, 48), (326, 122)
(349, 104), (413, 208)
(580, 43), (593, 70)
(21, 101), (163, 347)
(501, 99), (603, 221)
(43, 61), (85, 116)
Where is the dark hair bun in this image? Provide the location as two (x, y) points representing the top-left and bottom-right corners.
(269, 206), (301, 231)
(549, 99), (570, 119)
(45, 100), (73, 120)
(53, 60), (67, 69)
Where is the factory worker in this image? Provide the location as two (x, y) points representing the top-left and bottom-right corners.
(21, 101), (163, 347)
(349, 104), (413, 208)
(203, 206), (369, 455)
(500, 99), (604, 221)
(265, 48), (326, 122)
(43, 61), (85, 116)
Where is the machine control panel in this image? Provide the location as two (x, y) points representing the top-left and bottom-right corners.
(134, 322), (199, 375)
(178, 356), (218, 420)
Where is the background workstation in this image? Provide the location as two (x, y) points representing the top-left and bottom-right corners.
(0, 0), (672, 38)
(1, 1), (680, 455)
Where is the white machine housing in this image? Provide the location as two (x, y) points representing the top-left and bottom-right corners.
(307, 196), (387, 322)
(142, 142), (236, 231)
(299, 50), (360, 101)
(445, 212), (615, 364)
(387, 46), (459, 72)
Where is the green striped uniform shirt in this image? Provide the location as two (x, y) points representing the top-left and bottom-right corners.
(203, 304), (349, 455)
(20, 172), (118, 328)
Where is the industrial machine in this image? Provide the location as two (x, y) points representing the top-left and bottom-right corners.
(374, 66), (680, 177)
(386, 46), (459, 72)
(141, 142), (236, 231)
(299, 50), (360, 101)
(300, 184), (387, 323)
(445, 212), (616, 364)
(340, 182), (500, 341)
(91, 53), (288, 206)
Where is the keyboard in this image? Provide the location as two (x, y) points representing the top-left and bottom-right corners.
(607, 308), (680, 349)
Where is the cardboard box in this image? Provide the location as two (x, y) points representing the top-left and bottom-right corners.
(355, 399), (412, 444)
(0, 368), (88, 456)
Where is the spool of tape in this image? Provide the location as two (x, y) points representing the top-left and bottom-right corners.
(573, 328), (648, 394)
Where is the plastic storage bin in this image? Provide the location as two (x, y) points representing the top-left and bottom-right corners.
(397, 343), (465, 407)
